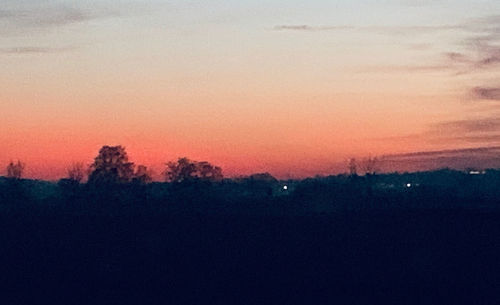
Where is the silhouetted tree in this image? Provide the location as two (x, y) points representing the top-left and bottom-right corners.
(360, 156), (380, 176)
(348, 158), (358, 176)
(197, 161), (223, 182)
(165, 158), (223, 183)
(241, 173), (279, 196)
(88, 146), (135, 185)
(165, 158), (195, 183)
(132, 165), (153, 184)
(6, 160), (25, 179)
(247, 173), (278, 183)
(67, 162), (86, 183)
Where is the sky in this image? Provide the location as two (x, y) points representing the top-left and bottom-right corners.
(1, 0), (500, 180)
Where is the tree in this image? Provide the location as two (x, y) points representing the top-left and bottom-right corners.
(132, 165), (153, 184)
(6, 160), (25, 179)
(67, 162), (86, 183)
(348, 158), (357, 176)
(242, 173), (279, 197)
(360, 156), (380, 176)
(165, 158), (223, 183)
(247, 173), (278, 183)
(88, 146), (135, 184)
(196, 161), (223, 182)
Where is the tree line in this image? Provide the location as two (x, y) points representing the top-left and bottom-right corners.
(3, 145), (224, 184)
(4, 145), (385, 184)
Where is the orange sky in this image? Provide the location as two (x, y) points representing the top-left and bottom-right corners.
(2, 1), (500, 180)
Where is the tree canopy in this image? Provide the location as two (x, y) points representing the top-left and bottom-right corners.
(88, 146), (135, 184)
(165, 157), (223, 183)
(6, 160), (25, 179)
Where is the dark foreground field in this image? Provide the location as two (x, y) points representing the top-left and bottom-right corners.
(1, 209), (499, 304)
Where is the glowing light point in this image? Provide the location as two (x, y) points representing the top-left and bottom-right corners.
(406, 183), (412, 188)
(283, 185), (288, 190)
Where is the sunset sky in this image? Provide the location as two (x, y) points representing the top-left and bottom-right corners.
(2, 0), (500, 179)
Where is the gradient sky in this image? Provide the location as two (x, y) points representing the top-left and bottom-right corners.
(2, 0), (500, 179)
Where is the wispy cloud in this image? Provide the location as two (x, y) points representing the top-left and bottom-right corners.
(385, 146), (500, 160)
(380, 146), (500, 172)
(431, 118), (500, 134)
(406, 117), (500, 147)
(445, 17), (500, 72)
(359, 64), (451, 74)
(477, 49), (500, 67)
(273, 25), (354, 31)
(0, 3), (119, 54)
(276, 13), (500, 163)
(380, 116), (500, 148)
(6, 8), (86, 26)
(275, 15), (500, 72)
(0, 46), (75, 54)
(444, 134), (500, 143)
(0, 7), (100, 29)
(273, 14), (500, 35)
(470, 87), (500, 101)
(467, 15), (500, 30)
(446, 47), (500, 73)
(444, 52), (471, 63)
(273, 24), (461, 34)
(0, 3), (119, 36)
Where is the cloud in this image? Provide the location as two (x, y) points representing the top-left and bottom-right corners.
(416, 117), (500, 146)
(380, 146), (500, 172)
(467, 15), (500, 30)
(356, 51), (479, 74)
(274, 15), (500, 68)
(470, 87), (500, 101)
(0, 3), (119, 53)
(277, 14), (500, 162)
(444, 135), (500, 143)
(273, 25), (354, 31)
(0, 4), (118, 36)
(449, 42), (500, 72)
(385, 146), (500, 160)
(359, 15), (500, 78)
(359, 64), (452, 74)
(478, 50), (500, 67)
(0, 46), (74, 54)
(431, 117), (500, 133)
(383, 116), (500, 149)
(449, 17), (500, 70)
(273, 24), (460, 34)
(0, 7), (92, 28)
(444, 52), (471, 63)
(273, 25), (312, 31)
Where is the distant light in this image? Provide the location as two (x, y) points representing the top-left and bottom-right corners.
(406, 183), (412, 188)
(283, 185), (288, 190)
(469, 171), (481, 175)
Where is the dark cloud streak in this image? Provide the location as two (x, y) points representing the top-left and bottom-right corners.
(380, 145), (500, 172)
(431, 118), (500, 133)
(0, 4), (119, 35)
(384, 146), (500, 160)
(0, 4), (119, 54)
(0, 47), (74, 54)
(471, 87), (500, 101)
(273, 24), (461, 34)
(273, 25), (355, 31)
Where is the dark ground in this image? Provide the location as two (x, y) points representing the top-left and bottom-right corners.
(0, 209), (499, 304)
